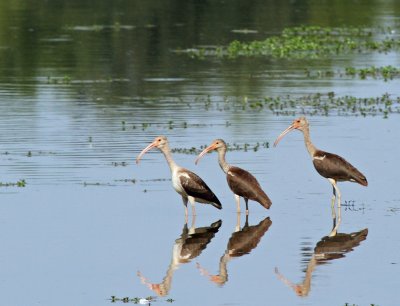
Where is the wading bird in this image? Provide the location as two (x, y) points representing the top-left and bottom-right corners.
(195, 139), (271, 214)
(136, 136), (222, 219)
(273, 117), (367, 236)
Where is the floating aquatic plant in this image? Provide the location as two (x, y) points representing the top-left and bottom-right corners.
(83, 182), (116, 187)
(185, 25), (400, 59)
(110, 295), (159, 304)
(305, 65), (400, 81)
(193, 92), (399, 118)
(111, 161), (128, 167)
(171, 142), (269, 155)
(0, 179), (26, 187)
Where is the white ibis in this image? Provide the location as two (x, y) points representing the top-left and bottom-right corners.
(136, 136), (222, 218)
(273, 117), (368, 236)
(195, 139), (271, 214)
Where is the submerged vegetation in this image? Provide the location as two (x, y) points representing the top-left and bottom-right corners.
(186, 25), (399, 59)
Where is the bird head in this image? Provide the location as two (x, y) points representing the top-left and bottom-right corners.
(273, 117), (309, 147)
(136, 136), (168, 164)
(195, 139), (226, 165)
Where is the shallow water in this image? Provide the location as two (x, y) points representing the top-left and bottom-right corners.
(0, 1), (399, 306)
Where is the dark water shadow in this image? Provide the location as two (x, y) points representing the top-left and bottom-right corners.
(197, 214), (272, 286)
(275, 228), (368, 297)
(137, 218), (222, 296)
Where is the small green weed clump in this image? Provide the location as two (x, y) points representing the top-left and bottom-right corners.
(0, 179), (26, 187)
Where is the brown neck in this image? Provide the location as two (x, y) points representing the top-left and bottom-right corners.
(217, 145), (231, 173)
(302, 125), (317, 157)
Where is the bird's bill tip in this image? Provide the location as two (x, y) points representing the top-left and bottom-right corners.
(273, 125), (295, 147)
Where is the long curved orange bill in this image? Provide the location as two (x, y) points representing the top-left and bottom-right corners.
(136, 141), (157, 164)
(195, 144), (216, 165)
(273, 125), (295, 147)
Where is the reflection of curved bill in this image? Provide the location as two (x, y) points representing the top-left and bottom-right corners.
(275, 228), (368, 297)
(197, 214), (272, 286)
(137, 219), (222, 296)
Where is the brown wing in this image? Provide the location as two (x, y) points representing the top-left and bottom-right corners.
(226, 166), (271, 209)
(313, 151), (368, 186)
(179, 169), (222, 209)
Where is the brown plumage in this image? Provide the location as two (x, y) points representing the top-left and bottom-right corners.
(274, 117), (367, 236)
(196, 139), (271, 214)
(177, 169), (222, 210)
(313, 151), (368, 186)
(226, 166), (271, 210)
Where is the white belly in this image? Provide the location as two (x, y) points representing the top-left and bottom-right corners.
(172, 170), (187, 197)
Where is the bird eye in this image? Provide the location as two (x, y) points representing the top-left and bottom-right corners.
(158, 139), (161, 142)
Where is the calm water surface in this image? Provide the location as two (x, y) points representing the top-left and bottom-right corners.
(0, 1), (399, 306)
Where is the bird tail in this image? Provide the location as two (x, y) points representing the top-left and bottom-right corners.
(358, 176), (368, 186)
(352, 169), (368, 186)
(211, 197), (222, 210)
(260, 197), (272, 209)
(259, 192), (272, 209)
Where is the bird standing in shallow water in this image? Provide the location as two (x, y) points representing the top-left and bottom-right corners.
(274, 117), (367, 236)
(195, 139), (271, 214)
(136, 136), (222, 220)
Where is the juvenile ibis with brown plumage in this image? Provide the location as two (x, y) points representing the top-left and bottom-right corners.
(273, 117), (367, 236)
(136, 136), (222, 218)
(195, 139), (271, 214)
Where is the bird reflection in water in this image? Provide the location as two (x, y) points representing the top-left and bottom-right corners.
(275, 228), (368, 297)
(137, 218), (222, 296)
(197, 214), (272, 286)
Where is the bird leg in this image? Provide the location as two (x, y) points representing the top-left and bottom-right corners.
(188, 196), (197, 216)
(234, 194), (241, 213)
(331, 185), (336, 228)
(328, 179), (341, 237)
(335, 184), (342, 232)
(235, 212), (241, 232)
(182, 196), (189, 223)
(190, 213), (196, 232)
(244, 198), (249, 215)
